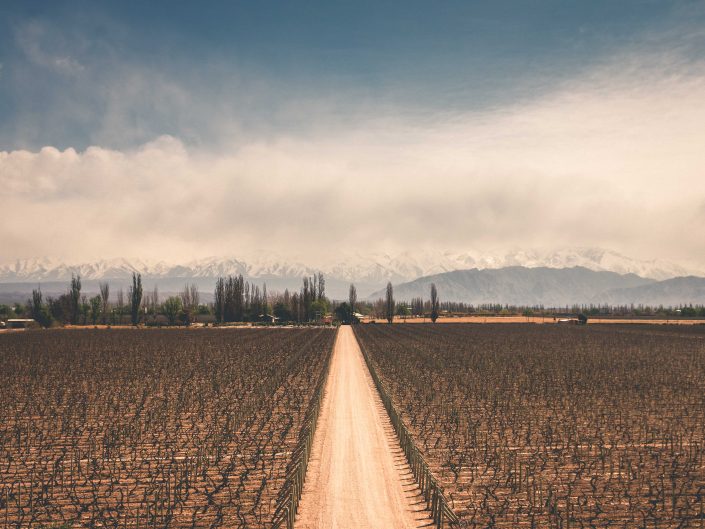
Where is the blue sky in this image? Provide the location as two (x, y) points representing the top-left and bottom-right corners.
(1, 1), (704, 267)
(1, 1), (700, 149)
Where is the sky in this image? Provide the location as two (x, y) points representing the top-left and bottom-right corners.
(1, 1), (704, 269)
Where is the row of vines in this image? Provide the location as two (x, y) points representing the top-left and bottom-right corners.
(354, 323), (705, 528)
(0, 327), (335, 528)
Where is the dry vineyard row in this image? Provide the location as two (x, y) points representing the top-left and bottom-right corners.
(0, 328), (335, 529)
(354, 323), (705, 529)
(3, 323), (704, 528)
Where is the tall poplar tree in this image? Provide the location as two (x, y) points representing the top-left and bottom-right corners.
(349, 284), (357, 320)
(385, 282), (394, 324)
(129, 272), (143, 325)
(430, 283), (440, 323)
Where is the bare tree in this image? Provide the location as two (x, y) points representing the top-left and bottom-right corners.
(189, 283), (198, 308)
(302, 277), (311, 322)
(244, 280), (250, 316)
(373, 298), (386, 319)
(89, 296), (102, 325)
(180, 284), (191, 311)
(180, 283), (198, 309)
(385, 282), (394, 324)
(216, 275), (247, 323)
(317, 273), (325, 301)
(293, 291), (303, 323)
(128, 272), (143, 325)
(225, 276), (236, 322)
(349, 284), (357, 320)
(214, 278), (225, 323)
(99, 282), (110, 324)
(430, 283), (440, 323)
(180, 283), (200, 324)
(116, 288), (124, 324)
(411, 296), (424, 316)
(69, 274), (81, 325)
(311, 274), (318, 303)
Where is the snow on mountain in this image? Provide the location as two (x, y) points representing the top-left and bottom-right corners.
(0, 247), (700, 285)
(467, 248), (696, 281)
(0, 257), (165, 282)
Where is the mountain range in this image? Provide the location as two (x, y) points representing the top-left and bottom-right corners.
(0, 248), (702, 305)
(368, 267), (705, 307)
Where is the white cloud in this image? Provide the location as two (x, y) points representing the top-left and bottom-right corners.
(1, 50), (704, 270)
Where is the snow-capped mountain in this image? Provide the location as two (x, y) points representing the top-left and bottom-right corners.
(444, 248), (697, 281)
(0, 257), (170, 282)
(0, 248), (699, 286)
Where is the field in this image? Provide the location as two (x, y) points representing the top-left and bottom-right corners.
(3, 324), (704, 529)
(354, 323), (705, 528)
(0, 328), (335, 529)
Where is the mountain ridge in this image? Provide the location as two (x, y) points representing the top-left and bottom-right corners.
(1, 247), (699, 284)
(1, 249), (702, 303)
(367, 266), (705, 307)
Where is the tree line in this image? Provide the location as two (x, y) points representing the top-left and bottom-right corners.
(4, 274), (705, 328)
(359, 281), (440, 323)
(20, 273), (201, 327)
(14, 272), (333, 327)
(23, 273), (145, 327)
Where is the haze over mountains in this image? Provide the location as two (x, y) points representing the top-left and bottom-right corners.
(0, 248), (702, 306)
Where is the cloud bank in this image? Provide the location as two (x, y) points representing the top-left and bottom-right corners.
(1, 48), (704, 270)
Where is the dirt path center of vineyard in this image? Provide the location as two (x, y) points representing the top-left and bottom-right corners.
(295, 326), (428, 529)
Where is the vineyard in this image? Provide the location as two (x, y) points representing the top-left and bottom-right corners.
(0, 328), (335, 528)
(354, 323), (705, 528)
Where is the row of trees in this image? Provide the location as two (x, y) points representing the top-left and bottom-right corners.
(23, 273), (321, 328)
(331, 283), (360, 324)
(24, 273), (202, 327)
(214, 275), (270, 323)
(27, 274), (138, 327)
(23, 271), (333, 327)
(21, 275), (441, 327)
(13, 273), (705, 328)
(268, 273), (329, 324)
(365, 282), (441, 323)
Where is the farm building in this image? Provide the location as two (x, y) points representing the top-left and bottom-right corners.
(556, 314), (588, 325)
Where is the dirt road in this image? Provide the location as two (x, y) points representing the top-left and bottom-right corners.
(295, 326), (428, 529)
